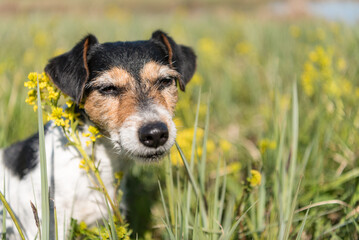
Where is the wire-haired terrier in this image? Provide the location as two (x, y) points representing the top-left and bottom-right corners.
(0, 30), (196, 239)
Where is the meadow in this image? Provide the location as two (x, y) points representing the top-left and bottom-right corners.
(1, 2), (359, 239)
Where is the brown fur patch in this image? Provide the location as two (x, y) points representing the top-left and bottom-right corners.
(84, 63), (179, 131)
(140, 61), (179, 84)
(84, 90), (137, 132)
(85, 67), (138, 132)
(89, 67), (135, 88)
(141, 61), (179, 114)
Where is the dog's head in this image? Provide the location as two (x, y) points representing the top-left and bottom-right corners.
(45, 30), (196, 162)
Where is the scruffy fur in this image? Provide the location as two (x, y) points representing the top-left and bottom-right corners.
(0, 30), (196, 239)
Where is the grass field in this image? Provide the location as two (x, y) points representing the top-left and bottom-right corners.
(1, 1), (359, 239)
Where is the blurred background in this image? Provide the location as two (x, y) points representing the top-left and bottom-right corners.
(2, 0), (359, 239)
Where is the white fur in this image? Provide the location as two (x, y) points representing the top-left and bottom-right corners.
(0, 122), (132, 240)
(0, 104), (177, 239)
(112, 104), (176, 162)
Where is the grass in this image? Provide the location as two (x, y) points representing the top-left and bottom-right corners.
(1, 1), (359, 239)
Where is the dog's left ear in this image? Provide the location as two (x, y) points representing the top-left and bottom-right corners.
(45, 34), (98, 103)
(151, 30), (197, 91)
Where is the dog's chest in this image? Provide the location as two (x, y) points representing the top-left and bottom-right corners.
(0, 123), (125, 239)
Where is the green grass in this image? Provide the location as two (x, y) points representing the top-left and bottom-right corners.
(2, 2), (359, 239)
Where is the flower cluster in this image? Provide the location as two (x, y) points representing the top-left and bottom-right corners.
(24, 72), (60, 112)
(301, 46), (352, 99)
(82, 125), (103, 146)
(25, 72), (125, 235)
(171, 118), (232, 165)
(247, 170), (261, 187)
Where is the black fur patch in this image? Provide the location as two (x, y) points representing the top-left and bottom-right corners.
(3, 125), (49, 179)
(45, 30), (197, 103)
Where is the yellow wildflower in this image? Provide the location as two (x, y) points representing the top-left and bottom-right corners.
(198, 38), (217, 54)
(88, 126), (100, 135)
(248, 170), (261, 187)
(66, 100), (74, 107)
(219, 139), (231, 153)
(79, 159), (90, 172)
(28, 72), (38, 82)
(47, 86), (59, 101)
(236, 41), (252, 55)
(259, 138), (276, 154)
(48, 107), (67, 127)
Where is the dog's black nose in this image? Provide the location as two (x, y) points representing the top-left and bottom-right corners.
(138, 122), (169, 148)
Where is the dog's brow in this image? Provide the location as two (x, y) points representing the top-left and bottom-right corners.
(140, 61), (180, 82)
(88, 67), (135, 87)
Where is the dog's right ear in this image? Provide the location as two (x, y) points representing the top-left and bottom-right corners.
(45, 34), (98, 104)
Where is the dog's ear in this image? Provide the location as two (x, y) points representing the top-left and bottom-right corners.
(45, 34), (98, 103)
(151, 30), (197, 91)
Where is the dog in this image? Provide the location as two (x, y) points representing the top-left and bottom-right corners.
(0, 30), (196, 239)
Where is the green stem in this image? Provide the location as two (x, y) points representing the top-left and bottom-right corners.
(69, 131), (124, 224)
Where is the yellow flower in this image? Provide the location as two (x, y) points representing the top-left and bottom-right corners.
(236, 41), (252, 55)
(88, 126), (100, 135)
(79, 159), (90, 172)
(66, 100), (74, 107)
(248, 170), (261, 187)
(219, 139), (231, 153)
(47, 86), (59, 100)
(79, 221), (87, 231)
(259, 138), (276, 154)
(28, 72), (38, 82)
(24, 80), (36, 89)
(198, 38), (216, 54)
(47, 107), (68, 127)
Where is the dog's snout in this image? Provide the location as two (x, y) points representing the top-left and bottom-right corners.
(138, 122), (169, 148)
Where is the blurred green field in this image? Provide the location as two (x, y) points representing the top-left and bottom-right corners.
(2, 1), (359, 239)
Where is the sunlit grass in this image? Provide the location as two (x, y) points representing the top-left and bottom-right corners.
(1, 6), (359, 239)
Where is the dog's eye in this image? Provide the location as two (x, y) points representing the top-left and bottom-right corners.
(158, 77), (174, 89)
(99, 85), (121, 96)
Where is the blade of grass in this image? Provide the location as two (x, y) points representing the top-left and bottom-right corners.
(37, 76), (50, 240)
(0, 191), (25, 240)
(2, 172), (6, 240)
(217, 161), (227, 225)
(161, 218), (176, 240)
(284, 176), (302, 240)
(158, 180), (171, 230)
(54, 206), (58, 240)
(199, 94), (210, 194)
(105, 199), (118, 240)
(220, 200), (258, 240)
(295, 207), (310, 240)
(288, 82), (299, 218)
(211, 157), (221, 238)
(176, 142), (208, 227)
(165, 155), (175, 226)
(185, 89), (202, 237)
